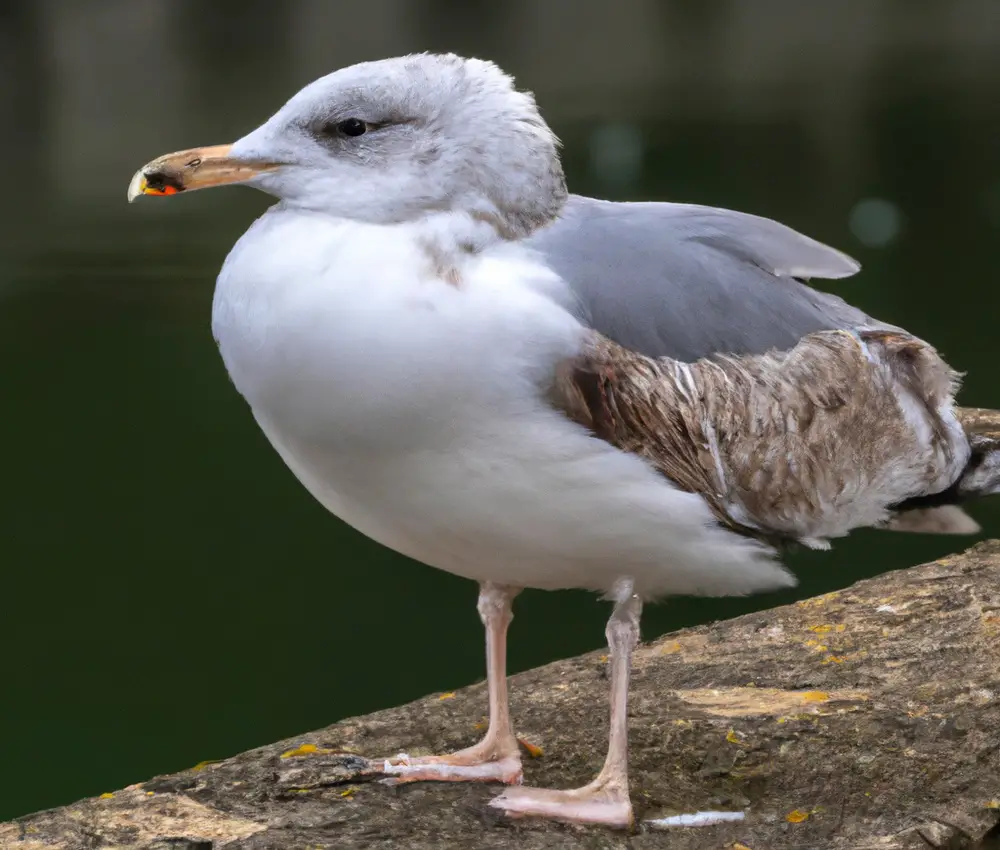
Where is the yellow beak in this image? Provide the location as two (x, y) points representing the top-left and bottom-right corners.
(126, 144), (278, 202)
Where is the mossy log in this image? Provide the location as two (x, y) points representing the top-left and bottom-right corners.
(5, 543), (1000, 850)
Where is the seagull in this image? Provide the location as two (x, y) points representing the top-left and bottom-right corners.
(127, 53), (1000, 829)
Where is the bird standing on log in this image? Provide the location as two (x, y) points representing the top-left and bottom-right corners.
(128, 53), (1000, 829)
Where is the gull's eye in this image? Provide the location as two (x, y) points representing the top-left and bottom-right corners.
(333, 118), (367, 137)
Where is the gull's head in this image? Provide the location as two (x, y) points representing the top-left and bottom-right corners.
(128, 53), (566, 238)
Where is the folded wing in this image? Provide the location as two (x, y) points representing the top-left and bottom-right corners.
(551, 328), (972, 548)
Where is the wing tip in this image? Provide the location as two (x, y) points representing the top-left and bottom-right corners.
(776, 250), (861, 281)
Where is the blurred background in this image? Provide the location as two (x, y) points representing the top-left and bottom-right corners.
(2, 0), (1000, 821)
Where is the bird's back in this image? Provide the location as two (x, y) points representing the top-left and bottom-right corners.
(529, 195), (885, 361)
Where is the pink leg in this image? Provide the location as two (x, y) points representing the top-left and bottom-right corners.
(490, 578), (642, 828)
(383, 582), (523, 784)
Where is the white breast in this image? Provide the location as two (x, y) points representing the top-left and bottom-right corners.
(212, 209), (583, 448)
(211, 209), (793, 599)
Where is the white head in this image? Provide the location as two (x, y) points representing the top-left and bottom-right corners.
(128, 53), (567, 240)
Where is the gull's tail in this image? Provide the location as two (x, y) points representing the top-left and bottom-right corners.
(887, 407), (1000, 534)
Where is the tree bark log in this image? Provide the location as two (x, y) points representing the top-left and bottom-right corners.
(5, 542), (1000, 850)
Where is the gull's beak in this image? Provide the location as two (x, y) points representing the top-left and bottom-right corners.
(126, 144), (278, 203)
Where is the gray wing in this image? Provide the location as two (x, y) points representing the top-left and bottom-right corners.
(531, 195), (979, 537)
(528, 195), (885, 361)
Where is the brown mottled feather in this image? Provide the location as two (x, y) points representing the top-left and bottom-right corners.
(551, 329), (970, 547)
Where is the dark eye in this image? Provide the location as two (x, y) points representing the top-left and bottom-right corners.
(336, 118), (367, 137)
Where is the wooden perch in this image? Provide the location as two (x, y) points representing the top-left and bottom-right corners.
(5, 543), (1000, 850)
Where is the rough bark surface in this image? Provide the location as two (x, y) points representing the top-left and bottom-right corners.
(5, 543), (1000, 850)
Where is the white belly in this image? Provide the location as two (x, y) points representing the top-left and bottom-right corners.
(253, 406), (791, 599)
(212, 211), (794, 599)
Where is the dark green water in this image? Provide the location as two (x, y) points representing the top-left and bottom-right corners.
(3, 3), (1000, 822)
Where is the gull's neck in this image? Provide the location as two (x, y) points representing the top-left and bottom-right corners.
(279, 200), (514, 247)
(261, 207), (512, 288)
(255, 203), (545, 290)
(405, 210), (512, 282)
(408, 209), (512, 249)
